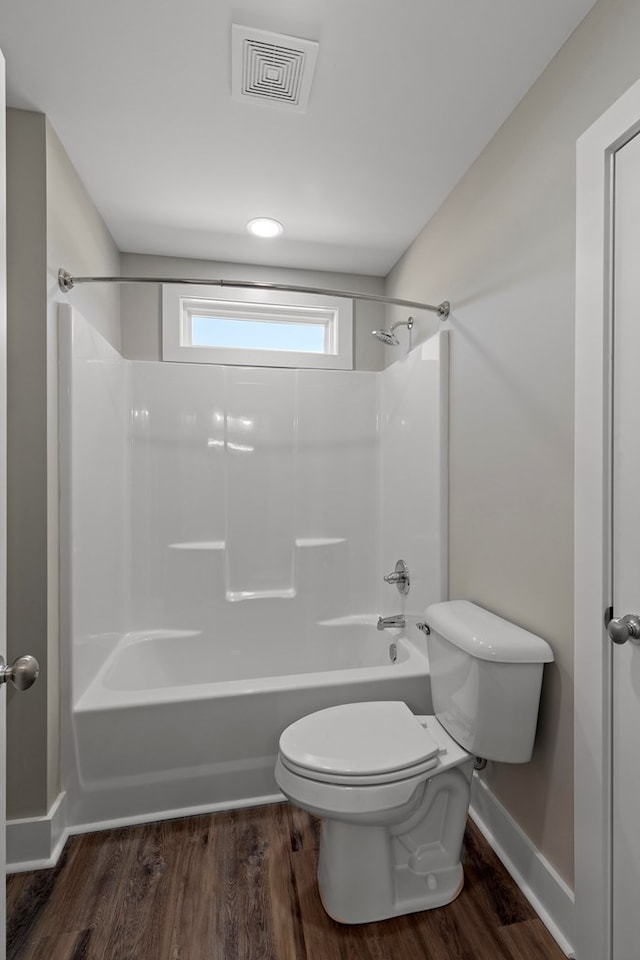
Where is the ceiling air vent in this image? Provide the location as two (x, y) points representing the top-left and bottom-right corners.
(231, 25), (319, 112)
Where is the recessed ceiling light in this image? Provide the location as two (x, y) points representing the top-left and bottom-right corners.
(247, 217), (284, 238)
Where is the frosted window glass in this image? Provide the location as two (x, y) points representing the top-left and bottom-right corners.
(191, 316), (326, 353)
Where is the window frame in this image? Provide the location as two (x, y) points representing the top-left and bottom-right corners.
(162, 284), (353, 369)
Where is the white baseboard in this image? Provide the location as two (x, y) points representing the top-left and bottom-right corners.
(6, 791), (287, 872)
(67, 792), (285, 838)
(470, 776), (575, 958)
(7, 792), (69, 873)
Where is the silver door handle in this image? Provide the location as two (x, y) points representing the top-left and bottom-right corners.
(0, 654), (40, 690)
(607, 614), (640, 645)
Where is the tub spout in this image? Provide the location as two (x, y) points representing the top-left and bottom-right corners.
(377, 615), (406, 631)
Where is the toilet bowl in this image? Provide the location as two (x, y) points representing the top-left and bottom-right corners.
(276, 701), (474, 922)
(275, 600), (554, 925)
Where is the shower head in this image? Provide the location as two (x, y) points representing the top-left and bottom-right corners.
(372, 329), (400, 345)
(371, 316), (414, 346)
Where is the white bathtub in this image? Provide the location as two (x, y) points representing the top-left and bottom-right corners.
(68, 623), (431, 830)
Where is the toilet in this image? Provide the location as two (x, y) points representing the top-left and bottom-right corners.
(275, 599), (554, 924)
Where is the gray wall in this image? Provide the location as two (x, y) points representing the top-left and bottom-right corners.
(120, 253), (385, 371)
(6, 109), (120, 819)
(387, 0), (640, 887)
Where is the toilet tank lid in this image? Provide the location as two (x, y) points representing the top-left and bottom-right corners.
(425, 600), (554, 663)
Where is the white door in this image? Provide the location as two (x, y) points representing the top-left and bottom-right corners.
(0, 47), (8, 960)
(610, 129), (640, 960)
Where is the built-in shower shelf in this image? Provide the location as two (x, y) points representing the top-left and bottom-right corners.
(169, 539), (344, 552)
(226, 588), (297, 602)
(295, 538), (346, 548)
(317, 614), (380, 627)
(169, 541), (226, 551)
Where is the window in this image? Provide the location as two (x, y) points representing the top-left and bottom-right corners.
(162, 284), (353, 369)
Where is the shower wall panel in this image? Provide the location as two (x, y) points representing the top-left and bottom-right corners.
(127, 359), (379, 644)
(129, 361), (227, 630)
(60, 306), (129, 700)
(295, 370), (379, 618)
(224, 367), (296, 601)
(378, 332), (448, 620)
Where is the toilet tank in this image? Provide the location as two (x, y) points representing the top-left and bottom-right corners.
(424, 600), (554, 763)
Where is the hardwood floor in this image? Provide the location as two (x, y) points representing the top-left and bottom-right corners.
(7, 804), (567, 960)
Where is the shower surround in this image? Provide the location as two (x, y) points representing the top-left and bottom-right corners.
(59, 304), (447, 831)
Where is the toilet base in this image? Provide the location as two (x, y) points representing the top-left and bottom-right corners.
(318, 855), (465, 924)
(315, 766), (471, 924)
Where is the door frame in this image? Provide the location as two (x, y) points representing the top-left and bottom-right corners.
(574, 75), (640, 960)
(0, 48), (6, 960)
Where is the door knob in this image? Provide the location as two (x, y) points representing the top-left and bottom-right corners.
(0, 654), (40, 690)
(607, 614), (640, 645)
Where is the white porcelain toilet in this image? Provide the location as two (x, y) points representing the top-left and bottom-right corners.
(275, 599), (554, 924)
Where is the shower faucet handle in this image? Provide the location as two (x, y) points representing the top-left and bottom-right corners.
(383, 559), (410, 595)
(384, 571), (405, 583)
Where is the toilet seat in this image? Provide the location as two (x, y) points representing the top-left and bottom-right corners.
(278, 701), (441, 786)
(276, 711), (472, 819)
(279, 751), (441, 786)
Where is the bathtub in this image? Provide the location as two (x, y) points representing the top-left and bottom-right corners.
(68, 621), (431, 830)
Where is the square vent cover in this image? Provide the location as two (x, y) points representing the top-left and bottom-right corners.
(232, 25), (319, 112)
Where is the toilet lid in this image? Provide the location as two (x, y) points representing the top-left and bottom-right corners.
(278, 701), (440, 779)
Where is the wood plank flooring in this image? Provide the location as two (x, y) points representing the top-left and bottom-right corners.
(7, 804), (567, 960)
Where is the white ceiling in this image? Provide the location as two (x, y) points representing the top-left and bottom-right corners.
(1, 0), (597, 276)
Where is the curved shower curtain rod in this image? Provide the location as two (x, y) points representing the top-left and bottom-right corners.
(57, 269), (451, 319)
